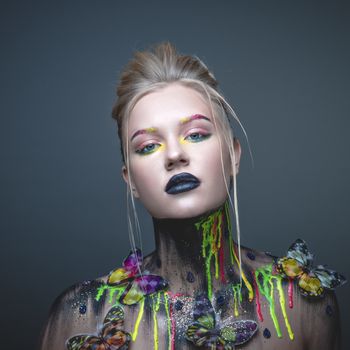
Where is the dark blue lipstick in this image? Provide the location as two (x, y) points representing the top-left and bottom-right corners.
(165, 172), (200, 195)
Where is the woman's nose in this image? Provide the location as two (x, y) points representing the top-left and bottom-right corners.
(165, 138), (189, 171)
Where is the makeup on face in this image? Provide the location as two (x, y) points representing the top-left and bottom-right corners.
(130, 114), (213, 156)
(165, 172), (200, 195)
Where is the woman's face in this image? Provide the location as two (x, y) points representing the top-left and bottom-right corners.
(122, 83), (241, 219)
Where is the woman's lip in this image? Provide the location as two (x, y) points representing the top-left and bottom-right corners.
(165, 172), (200, 194)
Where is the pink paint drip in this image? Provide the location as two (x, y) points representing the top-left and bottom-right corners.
(252, 271), (263, 322)
(169, 302), (175, 350)
(166, 291), (186, 350)
(288, 277), (294, 308)
(219, 221), (226, 283)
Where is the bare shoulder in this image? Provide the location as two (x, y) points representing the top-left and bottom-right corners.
(39, 279), (107, 350)
(239, 241), (344, 350)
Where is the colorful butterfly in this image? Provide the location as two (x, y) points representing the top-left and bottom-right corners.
(66, 306), (130, 350)
(276, 238), (346, 297)
(185, 294), (258, 349)
(107, 248), (168, 305)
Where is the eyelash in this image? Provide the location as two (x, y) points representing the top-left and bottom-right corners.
(135, 131), (211, 155)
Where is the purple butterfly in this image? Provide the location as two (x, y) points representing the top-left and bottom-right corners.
(107, 249), (168, 305)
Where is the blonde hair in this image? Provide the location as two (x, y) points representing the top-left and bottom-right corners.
(111, 42), (253, 280)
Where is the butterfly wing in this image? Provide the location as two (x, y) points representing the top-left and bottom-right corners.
(298, 272), (324, 297)
(66, 335), (91, 350)
(66, 335), (105, 350)
(185, 294), (218, 347)
(101, 322), (131, 350)
(119, 274), (168, 305)
(277, 257), (304, 278)
(103, 306), (125, 327)
(286, 239), (313, 267)
(107, 249), (142, 286)
(220, 319), (258, 346)
(313, 265), (347, 290)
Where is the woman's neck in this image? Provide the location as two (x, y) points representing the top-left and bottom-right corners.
(148, 200), (240, 296)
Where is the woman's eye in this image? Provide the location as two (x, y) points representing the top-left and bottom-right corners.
(185, 132), (211, 143)
(136, 143), (160, 155)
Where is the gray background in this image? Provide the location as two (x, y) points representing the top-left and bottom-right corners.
(1, 0), (349, 348)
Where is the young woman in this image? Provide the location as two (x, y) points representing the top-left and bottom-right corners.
(40, 42), (346, 350)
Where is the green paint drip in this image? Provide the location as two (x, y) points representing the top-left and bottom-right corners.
(195, 206), (224, 299)
(255, 264), (282, 337)
(255, 264), (294, 340)
(232, 284), (242, 316)
(151, 293), (162, 350)
(95, 284), (125, 305)
(164, 293), (172, 350)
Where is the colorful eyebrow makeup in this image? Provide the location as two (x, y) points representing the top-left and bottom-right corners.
(130, 114), (211, 141)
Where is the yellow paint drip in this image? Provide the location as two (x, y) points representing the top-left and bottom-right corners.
(132, 297), (144, 341)
(230, 240), (254, 301)
(276, 277), (294, 340)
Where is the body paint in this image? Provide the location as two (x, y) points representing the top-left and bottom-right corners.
(132, 298), (145, 341)
(151, 293), (162, 350)
(252, 271), (264, 322)
(232, 284), (243, 317)
(288, 277), (294, 308)
(230, 239), (254, 301)
(195, 206), (225, 299)
(255, 264), (294, 340)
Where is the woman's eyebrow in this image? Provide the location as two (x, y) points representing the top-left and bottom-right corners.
(130, 114), (211, 141)
(131, 127), (157, 141)
(180, 114), (211, 125)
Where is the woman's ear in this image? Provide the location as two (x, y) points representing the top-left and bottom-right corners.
(233, 137), (242, 175)
(122, 165), (140, 198)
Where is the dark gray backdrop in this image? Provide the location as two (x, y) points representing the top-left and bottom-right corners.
(1, 1), (349, 349)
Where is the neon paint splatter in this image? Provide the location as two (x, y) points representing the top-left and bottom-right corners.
(95, 284), (125, 305)
(230, 239), (254, 302)
(252, 272), (263, 322)
(255, 264), (294, 340)
(232, 284), (242, 317)
(276, 277), (294, 340)
(164, 293), (172, 350)
(288, 277), (294, 308)
(255, 265), (282, 338)
(195, 205), (225, 299)
(132, 297), (145, 341)
(151, 292), (162, 350)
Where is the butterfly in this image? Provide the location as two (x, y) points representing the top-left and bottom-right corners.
(276, 238), (346, 297)
(107, 248), (168, 305)
(66, 306), (130, 350)
(185, 294), (258, 349)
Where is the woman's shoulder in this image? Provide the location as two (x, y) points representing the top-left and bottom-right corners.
(240, 238), (346, 349)
(40, 278), (110, 350)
